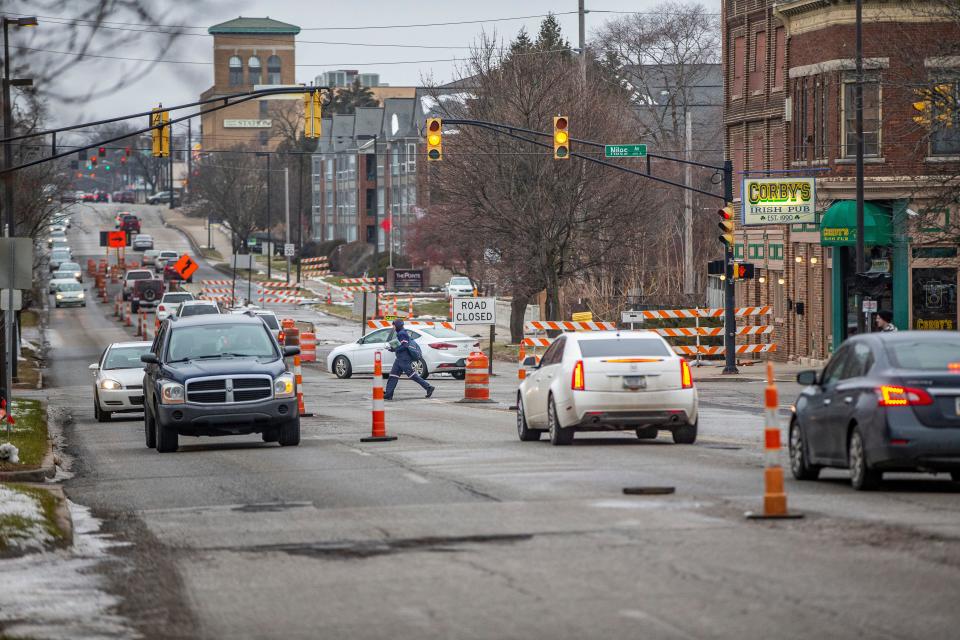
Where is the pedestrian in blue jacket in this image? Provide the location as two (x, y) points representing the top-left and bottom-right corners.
(384, 319), (435, 400)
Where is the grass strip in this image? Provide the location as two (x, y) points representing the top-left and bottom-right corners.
(0, 399), (46, 471)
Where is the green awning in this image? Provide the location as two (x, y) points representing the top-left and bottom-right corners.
(820, 200), (892, 246)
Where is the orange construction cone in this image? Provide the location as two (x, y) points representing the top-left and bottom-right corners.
(361, 351), (396, 442)
(518, 344), (526, 381)
(746, 363), (803, 520)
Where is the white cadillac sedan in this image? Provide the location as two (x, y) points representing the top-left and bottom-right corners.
(327, 324), (479, 380)
(516, 331), (698, 446)
(89, 341), (153, 421)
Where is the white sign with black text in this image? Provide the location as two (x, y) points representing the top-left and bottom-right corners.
(453, 297), (496, 325)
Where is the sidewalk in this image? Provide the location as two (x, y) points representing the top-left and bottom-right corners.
(158, 208), (234, 266)
(693, 360), (813, 382)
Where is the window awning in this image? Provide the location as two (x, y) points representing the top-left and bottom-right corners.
(820, 200), (892, 246)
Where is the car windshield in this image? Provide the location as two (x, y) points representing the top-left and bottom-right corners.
(51, 252), (70, 260)
(104, 346), (151, 370)
(167, 323), (277, 361)
(257, 314), (280, 330)
(59, 262), (80, 271)
(135, 235), (152, 241)
(127, 272), (152, 280)
(423, 327), (467, 339)
(53, 271), (76, 280)
(451, 277), (471, 285)
(180, 304), (218, 316)
(578, 338), (672, 358)
(57, 282), (82, 292)
(163, 293), (194, 304)
(885, 338), (960, 371)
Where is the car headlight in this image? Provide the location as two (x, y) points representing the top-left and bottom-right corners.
(160, 381), (185, 405)
(78, 292), (85, 298)
(99, 379), (122, 390)
(74, 271), (81, 278)
(274, 373), (295, 398)
(55, 294), (63, 300)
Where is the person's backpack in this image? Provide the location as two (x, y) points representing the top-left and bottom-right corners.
(406, 338), (423, 360)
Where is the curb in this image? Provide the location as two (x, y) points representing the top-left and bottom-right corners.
(0, 399), (57, 482)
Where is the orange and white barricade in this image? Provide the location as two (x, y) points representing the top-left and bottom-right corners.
(361, 351), (396, 442)
(367, 320), (456, 330)
(300, 332), (317, 363)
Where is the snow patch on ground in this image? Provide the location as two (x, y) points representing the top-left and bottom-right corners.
(0, 501), (140, 640)
(0, 484), (52, 552)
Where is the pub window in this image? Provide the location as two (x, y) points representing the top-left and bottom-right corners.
(248, 56), (262, 85)
(930, 78), (960, 156)
(267, 55), (282, 85)
(842, 75), (881, 157)
(228, 56), (243, 86)
(770, 244), (784, 260)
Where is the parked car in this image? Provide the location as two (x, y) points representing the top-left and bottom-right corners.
(515, 331), (698, 446)
(122, 269), (156, 300)
(147, 191), (181, 206)
(95, 191), (110, 202)
(48, 277), (78, 295)
(56, 261), (83, 282)
(791, 331), (960, 490)
(130, 278), (164, 313)
(140, 314), (301, 452)
(132, 234), (154, 251)
(112, 190), (136, 204)
(81, 192), (96, 202)
(176, 300), (220, 317)
(49, 249), (72, 271)
(53, 281), (86, 308)
(327, 324), (478, 380)
(445, 276), (475, 298)
(49, 238), (71, 255)
(119, 214), (141, 234)
(156, 291), (195, 322)
(90, 341), (153, 421)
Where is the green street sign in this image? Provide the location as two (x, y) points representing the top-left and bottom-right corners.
(605, 144), (647, 158)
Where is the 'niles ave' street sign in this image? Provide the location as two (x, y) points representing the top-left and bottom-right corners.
(604, 144), (647, 158)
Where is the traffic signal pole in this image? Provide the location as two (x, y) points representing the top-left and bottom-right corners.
(722, 160), (738, 374)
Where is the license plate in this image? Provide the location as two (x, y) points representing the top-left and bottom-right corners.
(623, 375), (646, 390)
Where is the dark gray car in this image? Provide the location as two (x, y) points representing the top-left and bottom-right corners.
(791, 331), (960, 490)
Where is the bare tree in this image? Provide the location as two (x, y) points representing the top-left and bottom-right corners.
(190, 148), (267, 253)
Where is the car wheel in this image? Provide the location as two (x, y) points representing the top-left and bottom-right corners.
(131, 300), (139, 313)
(332, 355), (352, 379)
(951, 472), (960, 483)
(55, 302), (60, 308)
(849, 427), (881, 490)
(94, 393), (112, 422)
(517, 395), (542, 442)
(548, 396), (573, 446)
(412, 358), (429, 379)
(451, 370), (466, 380)
(279, 418), (300, 447)
(789, 419), (821, 480)
(144, 402), (157, 448)
(262, 429), (280, 443)
(672, 420), (698, 444)
(155, 409), (179, 453)
(635, 426), (658, 440)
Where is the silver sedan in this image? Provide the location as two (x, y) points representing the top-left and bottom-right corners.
(90, 341), (153, 421)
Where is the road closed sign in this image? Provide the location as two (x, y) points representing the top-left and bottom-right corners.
(742, 177), (816, 225)
(453, 297), (496, 325)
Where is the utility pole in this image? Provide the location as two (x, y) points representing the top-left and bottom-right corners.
(168, 130), (174, 209)
(722, 160), (738, 374)
(683, 110), (694, 296)
(296, 153), (303, 284)
(854, 0), (866, 334)
(284, 166), (290, 285)
(578, 0), (587, 85)
(186, 118), (191, 201)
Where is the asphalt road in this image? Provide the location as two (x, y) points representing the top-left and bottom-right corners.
(33, 205), (960, 639)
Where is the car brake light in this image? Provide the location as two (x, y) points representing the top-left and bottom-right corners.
(680, 359), (693, 389)
(572, 360), (585, 390)
(877, 385), (933, 407)
(158, 305), (165, 311)
(428, 342), (457, 350)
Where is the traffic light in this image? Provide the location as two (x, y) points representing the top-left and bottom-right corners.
(553, 116), (570, 160)
(120, 155), (127, 164)
(426, 118), (442, 161)
(90, 155), (97, 167)
(303, 91), (322, 139)
(151, 107), (170, 158)
(707, 259), (725, 275)
(98, 146), (106, 157)
(124, 147), (131, 157)
(717, 203), (736, 248)
(104, 163), (111, 171)
(731, 262), (755, 280)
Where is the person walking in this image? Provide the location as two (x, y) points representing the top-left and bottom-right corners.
(875, 309), (898, 332)
(384, 319), (435, 400)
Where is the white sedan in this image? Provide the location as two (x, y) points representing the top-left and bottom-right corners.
(445, 276), (475, 298)
(516, 331), (698, 446)
(327, 325), (479, 380)
(89, 341), (153, 422)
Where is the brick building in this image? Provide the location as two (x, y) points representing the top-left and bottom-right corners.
(723, 0), (960, 362)
(199, 17), (301, 151)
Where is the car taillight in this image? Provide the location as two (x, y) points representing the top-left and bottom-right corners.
(429, 342), (457, 350)
(877, 385), (933, 407)
(158, 305), (165, 311)
(680, 359), (693, 389)
(571, 360), (585, 390)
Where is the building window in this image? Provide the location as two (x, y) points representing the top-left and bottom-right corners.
(749, 30), (766, 93)
(931, 79), (960, 156)
(793, 78), (808, 161)
(843, 77), (881, 157)
(266, 55), (282, 85)
(406, 143), (417, 173)
(813, 79), (830, 160)
(259, 100), (270, 119)
(733, 36), (745, 98)
(228, 56), (243, 86)
(772, 28), (785, 90)
(248, 56), (261, 85)
(258, 130), (269, 146)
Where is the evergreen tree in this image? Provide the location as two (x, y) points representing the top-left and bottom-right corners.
(332, 78), (380, 114)
(535, 13), (571, 57)
(510, 27), (534, 56)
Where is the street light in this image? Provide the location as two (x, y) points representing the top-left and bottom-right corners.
(255, 151), (272, 279)
(1, 15), (38, 403)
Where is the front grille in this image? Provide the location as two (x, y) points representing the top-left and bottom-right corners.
(186, 376), (272, 404)
(129, 395), (144, 405)
(127, 384), (143, 390)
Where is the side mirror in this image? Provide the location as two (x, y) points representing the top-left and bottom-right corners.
(283, 345), (301, 357)
(522, 355), (540, 368)
(140, 353), (159, 365)
(88, 363), (99, 371)
(796, 370), (818, 386)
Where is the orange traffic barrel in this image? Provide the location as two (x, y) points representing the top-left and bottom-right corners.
(300, 332), (317, 362)
(461, 351), (493, 403)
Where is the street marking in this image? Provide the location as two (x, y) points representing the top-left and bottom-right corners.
(403, 472), (430, 484)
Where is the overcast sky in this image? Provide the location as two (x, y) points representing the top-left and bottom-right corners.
(7, 0), (719, 137)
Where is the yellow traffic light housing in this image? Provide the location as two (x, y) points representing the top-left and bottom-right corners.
(303, 90), (322, 139)
(718, 203), (736, 248)
(553, 116), (570, 160)
(426, 118), (442, 161)
(151, 107), (170, 158)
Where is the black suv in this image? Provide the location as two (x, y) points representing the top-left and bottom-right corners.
(140, 315), (301, 453)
